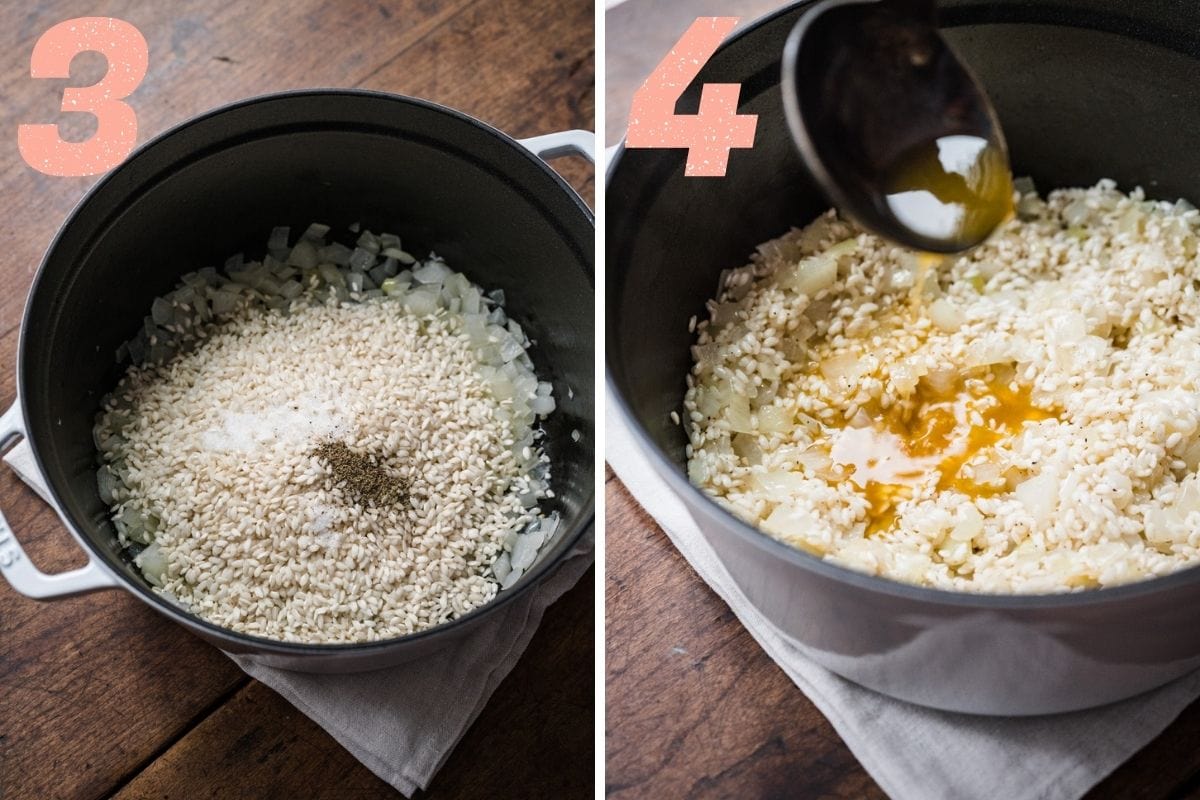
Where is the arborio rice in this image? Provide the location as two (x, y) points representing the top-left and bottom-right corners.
(95, 225), (559, 642)
(685, 180), (1200, 593)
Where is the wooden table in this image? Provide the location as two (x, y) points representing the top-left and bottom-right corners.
(0, 1), (594, 798)
(604, 1), (1200, 797)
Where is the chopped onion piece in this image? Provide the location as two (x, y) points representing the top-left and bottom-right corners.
(100, 220), (560, 600)
(500, 565), (524, 590)
(151, 297), (174, 327)
(928, 298), (964, 332)
(820, 352), (865, 386)
(1015, 472), (1058, 526)
(492, 551), (513, 582)
(950, 504), (984, 541)
(302, 223), (330, 240)
(278, 280), (303, 300)
(404, 287), (440, 316)
(794, 449), (832, 477)
(757, 405), (791, 434)
(320, 242), (353, 266)
(137, 543), (167, 586)
(413, 260), (452, 284)
(725, 396), (755, 433)
(511, 529), (546, 570)
(267, 226), (290, 253)
(356, 230), (380, 253)
(369, 260), (397, 286)
(348, 247), (375, 271)
(211, 290), (240, 315)
(97, 466), (120, 504)
(751, 471), (806, 500)
(778, 255), (837, 296)
(1063, 199), (1090, 226)
(318, 263), (345, 288)
(383, 246), (416, 264)
(287, 240), (319, 269)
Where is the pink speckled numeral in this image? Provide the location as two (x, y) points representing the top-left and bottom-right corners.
(18, 17), (148, 177)
(626, 16), (758, 177)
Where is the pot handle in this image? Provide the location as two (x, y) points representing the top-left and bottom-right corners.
(518, 129), (596, 164)
(0, 402), (120, 599)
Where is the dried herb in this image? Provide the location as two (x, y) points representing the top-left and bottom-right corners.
(313, 440), (408, 508)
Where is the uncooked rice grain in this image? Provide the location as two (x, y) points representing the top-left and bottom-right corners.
(96, 229), (555, 642)
(685, 180), (1200, 593)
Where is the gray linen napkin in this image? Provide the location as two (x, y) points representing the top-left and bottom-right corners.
(5, 439), (593, 796)
(607, 398), (1200, 800)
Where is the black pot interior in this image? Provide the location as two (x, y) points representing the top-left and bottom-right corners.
(608, 0), (1200, 481)
(22, 91), (594, 643)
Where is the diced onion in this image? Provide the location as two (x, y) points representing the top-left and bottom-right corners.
(96, 466), (120, 505)
(492, 551), (512, 582)
(778, 255), (837, 296)
(511, 529), (546, 570)
(287, 240), (319, 268)
(102, 221), (560, 595)
(928, 298), (964, 332)
(267, 226), (290, 253)
(820, 352), (864, 386)
(137, 543), (167, 586)
(1177, 479), (1200, 516)
(301, 223), (330, 240)
(1144, 506), (1182, 544)
(413, 260), (452, 284)
(731, 433), (763, 465)
(725, 396), (755, 433)
(356, 230), (380, 254)
(825, 238), (859, 259)
(382, 247), (416, 264)
(1015, 472), (1058, 526)
(348, 247), (375, 271)
(756, 405), (791, 434)
(1063, 199), (1090, 226)
(403, 287), (440, 316)
(500, 565), (524, 590)
(751, 470), (808, 499)
(921, 367), (960, 395)
(964, 339), (1010, 368)
(949, 504), (984, 542)
(151, 298), (174, 326)
(1013, 176), (1037, 195)
(794, 449), (832, 477)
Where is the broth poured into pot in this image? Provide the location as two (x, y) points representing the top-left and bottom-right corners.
(884, 134), (1013, 251)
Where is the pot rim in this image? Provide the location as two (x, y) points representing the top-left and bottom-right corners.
(604, 0), (1200, 612)
(19, 88), (594, 654)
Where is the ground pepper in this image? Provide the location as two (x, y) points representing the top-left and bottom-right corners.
(313, 440), (408, 508)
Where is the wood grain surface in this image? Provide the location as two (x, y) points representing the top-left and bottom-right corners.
(605, 1), (1200, 797)
(0, 1), (594, 798)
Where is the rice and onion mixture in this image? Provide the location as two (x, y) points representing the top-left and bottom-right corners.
(95, 225), (559, 642)
(685, 180), (1200, 592)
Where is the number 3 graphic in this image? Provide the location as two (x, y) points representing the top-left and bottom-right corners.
(18, 17), (148, 177)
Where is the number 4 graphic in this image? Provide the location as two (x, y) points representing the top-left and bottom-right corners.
(626, 17), (758, 178)
(18, 17), (148, 177)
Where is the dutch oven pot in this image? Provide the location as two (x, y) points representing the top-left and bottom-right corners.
(607, 0), (1200, 714)
(0, 89), (594, 673)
